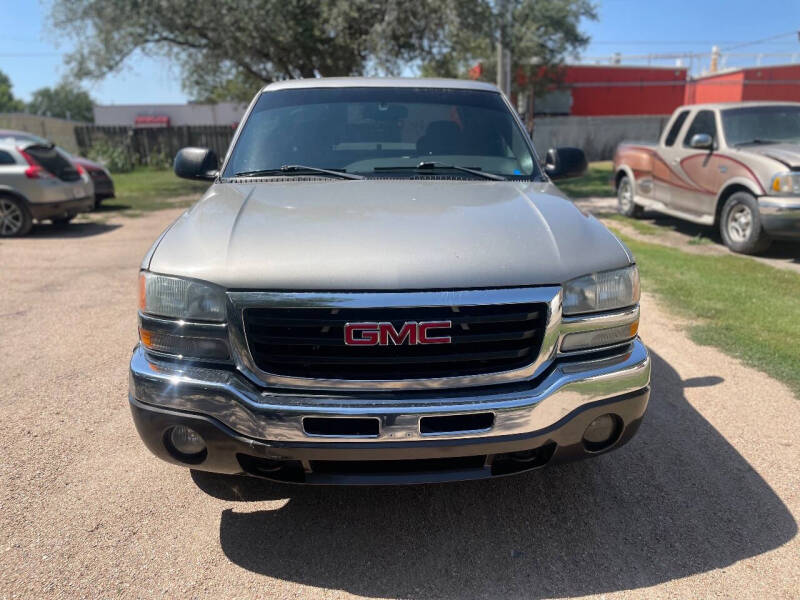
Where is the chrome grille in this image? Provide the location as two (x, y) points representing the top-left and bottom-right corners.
(243, 302), (547, 381)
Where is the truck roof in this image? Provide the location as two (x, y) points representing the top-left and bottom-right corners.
(262, 77), (500, 93)
(682, 101), (800, 111)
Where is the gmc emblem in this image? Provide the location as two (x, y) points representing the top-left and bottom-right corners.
(344, 321), (452, 346)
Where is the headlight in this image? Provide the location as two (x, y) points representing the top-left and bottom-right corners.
(770, 172), (800, 196)
(138, 271), (226, 322)
(563, 266), (640, 315)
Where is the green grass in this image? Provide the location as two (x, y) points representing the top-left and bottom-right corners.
(96, 167), (210, 214)
(619, 233), (800, 397)
(557, 161), (614, 198)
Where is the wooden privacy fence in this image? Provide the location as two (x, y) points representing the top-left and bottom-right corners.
(74, 125), (236, 166)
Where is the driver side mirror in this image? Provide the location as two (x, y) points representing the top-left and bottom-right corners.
(174, 147), (219, 181)
(689, 133), (713, 150)
(545, 147), (587, 180)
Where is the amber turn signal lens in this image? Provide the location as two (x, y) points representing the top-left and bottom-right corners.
(138, 271), (146, 311)
(139, 327), (153, 348)
(629, 319), (639, 337)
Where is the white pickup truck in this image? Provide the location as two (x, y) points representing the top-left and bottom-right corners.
(614, 101), (800, 254)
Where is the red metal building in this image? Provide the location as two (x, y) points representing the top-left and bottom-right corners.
(684, 64), (800, 104)
(475, 62), (800, 116)
(561, 65), (687, 116)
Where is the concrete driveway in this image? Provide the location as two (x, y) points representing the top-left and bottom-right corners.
(1, 211), (798, 599)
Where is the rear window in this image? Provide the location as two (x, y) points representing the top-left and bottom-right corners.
(664, 111), (689, 146)
(24, 145), (80, 181)
(0, 150), (15, 165)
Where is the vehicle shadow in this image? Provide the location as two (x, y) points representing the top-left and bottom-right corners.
(27, 221), (121, 239)
(600, 210), (800, 261)
(643, 213), (800, 261)
(193, 351), (796, 599)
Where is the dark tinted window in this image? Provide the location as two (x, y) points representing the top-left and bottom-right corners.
(683, 110), (717, 147)
(0, 150), (15, 165)
(224, 87), (538, 179)
(721, 105), (800, 145)
(664, 111), (689, 146)
(25, 145), (80, 181)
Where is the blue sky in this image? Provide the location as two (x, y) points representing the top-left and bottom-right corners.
(1, 0), (798, 105)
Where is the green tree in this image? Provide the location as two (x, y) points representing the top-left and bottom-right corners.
(27, 82), (94, 122)
(49, 0), (453, 102)
(420, 0), (597, 98)
(48, 0), (594, 104)
(0, 70), (25, 113)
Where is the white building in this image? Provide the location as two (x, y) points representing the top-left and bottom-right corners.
(93, 102), (248, 127)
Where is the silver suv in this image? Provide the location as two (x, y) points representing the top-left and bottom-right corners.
(129, 78), (651, 484)
(0, 141), (94, 237)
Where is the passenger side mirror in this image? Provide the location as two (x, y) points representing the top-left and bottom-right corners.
(545, 147), (587, 180)
(174, 147), (219, 181)
(689, 133), (713, 150)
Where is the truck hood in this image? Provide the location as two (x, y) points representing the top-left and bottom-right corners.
(738, 143), (800, 169)
(147, 180), (632, 290)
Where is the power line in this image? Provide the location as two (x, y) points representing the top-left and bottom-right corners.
(722, 31), (798, 51)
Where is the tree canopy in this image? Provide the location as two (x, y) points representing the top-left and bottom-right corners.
(28, 82), (94, 122)
(0, 70), (25, 113)
(49, 0), (595, 102)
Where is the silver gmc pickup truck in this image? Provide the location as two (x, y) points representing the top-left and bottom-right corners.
(129, 78), (650, 484)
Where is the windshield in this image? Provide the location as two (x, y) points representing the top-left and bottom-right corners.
(721, 105), (800, 145)
(223, 87), (539, 179)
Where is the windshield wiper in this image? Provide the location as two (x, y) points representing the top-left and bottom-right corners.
(735, 139), (779, 146)
(234, 164), (364, 180)
(374, 161), (506, 181)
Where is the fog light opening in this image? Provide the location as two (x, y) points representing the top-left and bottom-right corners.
(164, 426), (208, 464)
(582, 414), (622, 452)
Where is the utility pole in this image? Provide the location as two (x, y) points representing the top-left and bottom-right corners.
(495, 0), (512, 97)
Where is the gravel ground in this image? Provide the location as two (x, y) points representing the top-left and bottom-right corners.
(573, 196), (800, 275)
(1, 210), (798, 599)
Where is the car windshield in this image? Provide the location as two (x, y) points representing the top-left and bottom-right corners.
(223, 87), (539, 179)
(721, 105), (800, 145)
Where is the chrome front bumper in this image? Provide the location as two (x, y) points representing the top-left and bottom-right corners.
(129, 338), (650, 445)
(759, 197), (800, 239)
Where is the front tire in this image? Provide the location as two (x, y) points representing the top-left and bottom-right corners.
(0, 196), (32, 237)
(617, 175), (643, 218)
(719, 192), (771, 255)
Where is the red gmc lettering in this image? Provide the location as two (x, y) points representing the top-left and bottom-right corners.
(344, 323), (379, 345)
(379, 322), (417, 345)
(417, 321), (452, 344)
(344, 321), (452, 346)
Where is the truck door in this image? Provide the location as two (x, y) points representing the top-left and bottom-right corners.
(663, 110), (721, 217)
(654, 110), (689, 207)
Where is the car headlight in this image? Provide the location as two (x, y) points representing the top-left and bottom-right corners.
(770, 172), (800, 196)
(137, 272), (229, 361)
(563, 265), (640, 316)
(138, 271), (226, 322)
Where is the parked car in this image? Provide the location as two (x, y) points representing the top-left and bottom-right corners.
(0, 130), (115, 207)
(614, 102), (800, 254)
(0, 140), (95, 236)
(129, 78), (650, 485)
